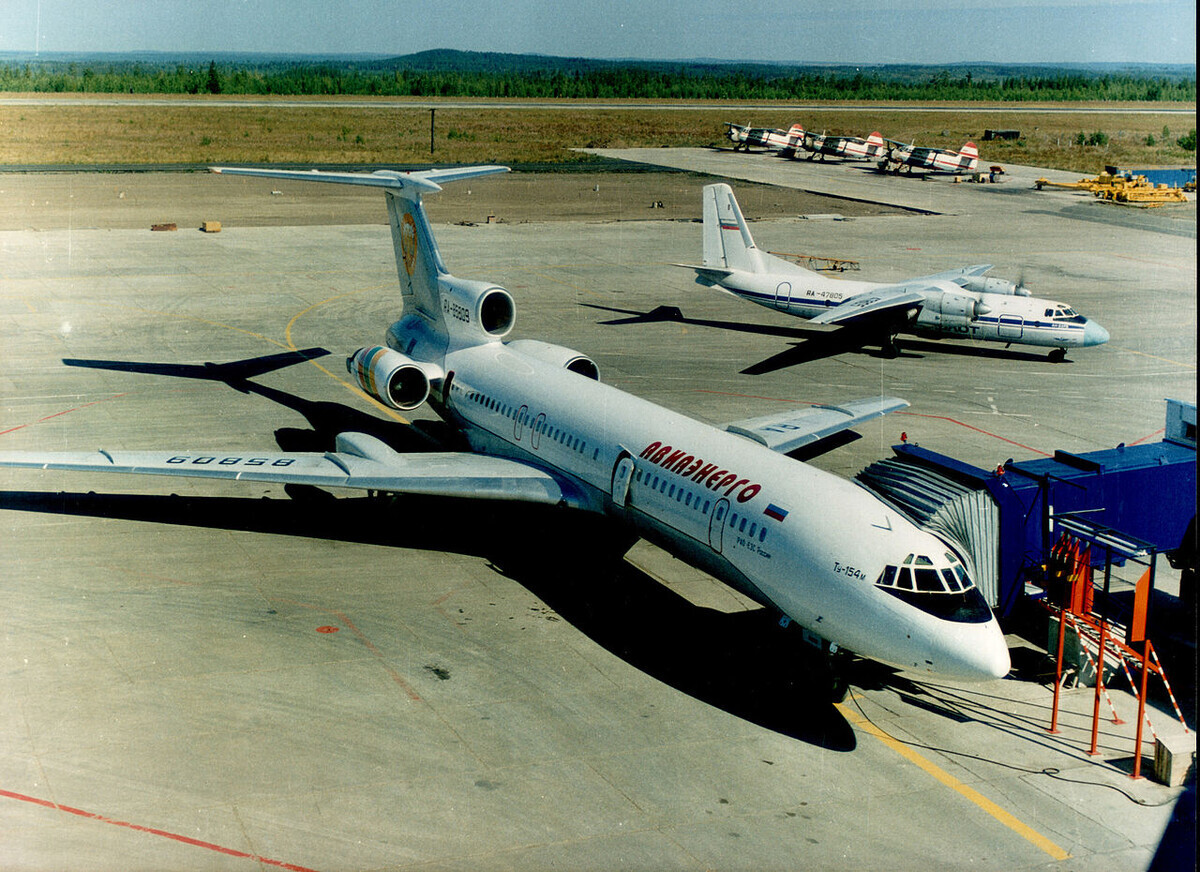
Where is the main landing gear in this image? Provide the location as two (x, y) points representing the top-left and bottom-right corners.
(783, 616), (852, 703)
(1048, 348), (1067, 363)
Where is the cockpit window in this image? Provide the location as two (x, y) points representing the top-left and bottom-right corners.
(1050, 305), (1086, 324)
(875, 552), (974, 594)
(873, 550), (991, 622)
(914, 569), (943, 592)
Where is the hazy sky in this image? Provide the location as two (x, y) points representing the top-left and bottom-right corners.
(1, 0), (1195, 65)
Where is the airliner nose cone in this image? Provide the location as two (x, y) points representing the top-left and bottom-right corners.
(963, 626), (1011, 681)
(1083, 319), (1110, 346)
(937, 622), (1011, 682)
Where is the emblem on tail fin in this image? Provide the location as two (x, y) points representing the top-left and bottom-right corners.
(400, 213), (418, 276)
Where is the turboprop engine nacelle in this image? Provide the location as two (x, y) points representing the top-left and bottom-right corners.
(959, 276), (1032, 297)
(348, 345), (444, 411)
(937, 293), (991, 328)
(506, 339), (600, 380)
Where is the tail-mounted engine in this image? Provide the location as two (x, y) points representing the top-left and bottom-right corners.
(959, 276), (1031, 297)
(507, 339), (600, 380)
(348, 345), (444, 411)
(438, 277), (516, 343)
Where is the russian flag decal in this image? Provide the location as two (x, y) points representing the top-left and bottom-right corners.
(763, 503), (788, 522)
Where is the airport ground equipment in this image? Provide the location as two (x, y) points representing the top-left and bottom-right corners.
(1034, 170), (1191, 206)
(857, 400), (1196, 619)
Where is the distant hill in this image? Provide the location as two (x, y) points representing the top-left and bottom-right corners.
(360, 49), (1195, 83)
(3, 49), (1194, 83)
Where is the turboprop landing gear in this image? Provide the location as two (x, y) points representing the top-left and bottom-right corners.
(1048, 348), (1067, 363)
(879, 333), (901, 358)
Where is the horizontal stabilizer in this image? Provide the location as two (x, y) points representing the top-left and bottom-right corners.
(0, 432), (585, 508)
(211, 165), (509, 193)
(673, 262), (734, 283)
(725, 397), (909, 455)
(807, 289), (926, 326)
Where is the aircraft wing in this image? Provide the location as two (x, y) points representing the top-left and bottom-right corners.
(806, 287), (927, 326)
(909, 264), (993, 283)
(0, 432), (587, 508)
(725, 397), (909, 455)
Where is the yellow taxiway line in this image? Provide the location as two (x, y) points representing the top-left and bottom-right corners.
(836, 701), (1071, 861)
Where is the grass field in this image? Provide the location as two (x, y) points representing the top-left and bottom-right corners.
(1, 98), (1195, 172)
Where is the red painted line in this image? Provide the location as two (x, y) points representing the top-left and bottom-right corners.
(1127, 427), (1165, 446)
(900, 411), (1052, 457)
(0, 393), (129, 436)
(0, 788), (322, 872)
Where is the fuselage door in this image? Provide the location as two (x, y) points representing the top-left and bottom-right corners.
(998, 315), (1024, 340)
(532, 412), (545, 450)
(774, 282), (792, 311)
(709, 498), (729, 553)
(514, 404), (529, 441)
(611, 452), (635, 508)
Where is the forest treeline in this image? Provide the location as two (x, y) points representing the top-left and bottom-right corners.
(0, 60), (1194, 102)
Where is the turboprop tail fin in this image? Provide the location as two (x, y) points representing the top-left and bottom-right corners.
(702, 183), (766, 273)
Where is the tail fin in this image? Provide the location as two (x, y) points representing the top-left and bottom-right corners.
(960, 142), (979, 159)
(211, 165), (509, 337)
(866, 131), (884, 146)
(702, 183), (764, 273)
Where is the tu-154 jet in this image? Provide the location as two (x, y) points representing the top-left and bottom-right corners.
(685, 183), (1108, 360)
(0, 166), (1013, 691)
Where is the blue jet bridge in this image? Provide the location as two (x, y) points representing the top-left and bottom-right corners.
(857, 400), (1196, 617)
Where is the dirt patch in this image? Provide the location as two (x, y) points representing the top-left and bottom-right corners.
(0, 170), (906, 231)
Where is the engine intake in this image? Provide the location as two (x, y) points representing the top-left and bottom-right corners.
(347, 346), (444, 411)
(507, 339), (600, 380)
(439, 277), (516, 339)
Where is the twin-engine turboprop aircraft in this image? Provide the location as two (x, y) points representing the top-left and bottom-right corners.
(685, 183), (1108, 360)
(0, 166), (1012, 686)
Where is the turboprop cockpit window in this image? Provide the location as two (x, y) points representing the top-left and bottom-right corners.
(1050, 306), (1086, 324)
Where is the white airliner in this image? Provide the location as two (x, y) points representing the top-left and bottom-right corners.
(687, 183), (1109, 360)
(0, 166), (1011, 687)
